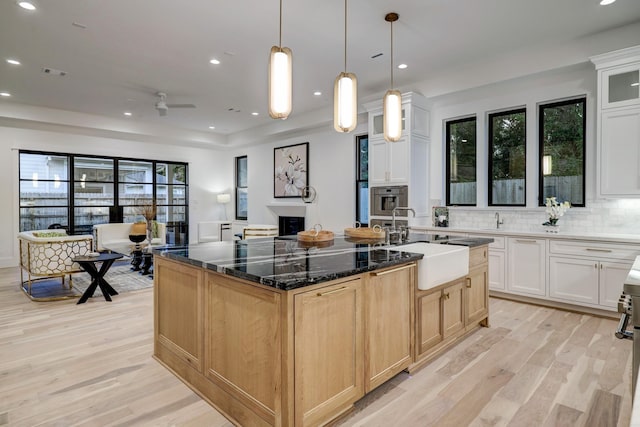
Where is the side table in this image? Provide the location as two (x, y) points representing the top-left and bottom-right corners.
(73, 253), (123, 304)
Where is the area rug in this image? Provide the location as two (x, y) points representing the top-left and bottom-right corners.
(71, 260), (154, 297)
(21, 260), (153, 301)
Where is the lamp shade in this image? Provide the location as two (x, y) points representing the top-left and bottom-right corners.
(383, 89), (402, 142)
(217, 193), (231, 204)
(334, 72), (357, 132)
(268, 46), (292, 119)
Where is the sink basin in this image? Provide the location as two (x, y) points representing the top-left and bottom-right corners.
(390, 243), (469, 290)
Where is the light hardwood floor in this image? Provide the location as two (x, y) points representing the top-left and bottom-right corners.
(0, 266), (632, 426)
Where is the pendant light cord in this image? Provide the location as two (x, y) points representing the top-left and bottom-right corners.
(279, 0), (283, 48)
(344, 0), (348, 72)
(390, 19), (394, 89)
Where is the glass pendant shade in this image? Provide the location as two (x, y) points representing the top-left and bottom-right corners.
(268, 46), (292, 119)
(383, 89), (402, 142)
(334, 72), (357, 132)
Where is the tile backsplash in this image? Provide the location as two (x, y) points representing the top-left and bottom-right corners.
(442, 199), (640, 234)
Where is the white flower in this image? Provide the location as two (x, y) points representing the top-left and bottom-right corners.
(545, 197), (570, 220)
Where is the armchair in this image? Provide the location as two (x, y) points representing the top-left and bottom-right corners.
(18, 230), (93, 301)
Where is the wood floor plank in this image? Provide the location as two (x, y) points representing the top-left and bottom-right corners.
(583, 389), (621, 427)
(543, 403), (583, 427)
(507, 361), (574, 426)
(433, 367), (514, 426)
(0, 267), (633, 426)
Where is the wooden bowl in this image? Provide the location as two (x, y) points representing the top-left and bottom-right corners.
(344, 227), (385, 240)
(297, 230), (334, 243)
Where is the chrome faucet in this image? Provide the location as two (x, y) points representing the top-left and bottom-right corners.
(495, 212), (504, 229)
(392, 207), (416, 231)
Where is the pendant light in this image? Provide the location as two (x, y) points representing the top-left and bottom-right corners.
(333, 0), (357, 133)
(383, 12), (402, 142)
(268, 0), (292, 119)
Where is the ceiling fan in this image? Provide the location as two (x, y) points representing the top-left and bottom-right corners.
(154, 92), (196, 116)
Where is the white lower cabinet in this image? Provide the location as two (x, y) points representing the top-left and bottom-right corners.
(600, 261), (632, 309)
(549, 257), (600, 305)
(549, 257), (631, 309)
(507, 238), (547, 297)
(488, 250), (505, 291)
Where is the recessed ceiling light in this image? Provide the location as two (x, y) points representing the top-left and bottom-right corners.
(210, 58), (221, 65)
(0, 92), (11, 97)
(251, 112), (259, 116)
(600, 0), (616, 4)
(208, 125), (216, 129)
(398, 63), (408, 69)
(18, 1), (36, 10)
(123, 111), (132, 116)
(313, 91), (322, 96)
(6, 59), (21, 65)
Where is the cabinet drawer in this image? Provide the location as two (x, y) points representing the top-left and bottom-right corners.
(549, 240), (640, 261)
(469, 246), (488, 268)
(468, 234), (504, 249)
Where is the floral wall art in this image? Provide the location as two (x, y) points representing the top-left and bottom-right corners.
(274, 142), (309, 198)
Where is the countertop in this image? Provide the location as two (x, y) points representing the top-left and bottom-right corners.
(154, 233), (492, 291)
(411, 225), (640, 245)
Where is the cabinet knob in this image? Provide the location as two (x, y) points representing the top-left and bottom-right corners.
(466, 278), (472, 288)
(443, 292), (450, 300)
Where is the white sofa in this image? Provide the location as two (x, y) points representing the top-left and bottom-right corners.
(92, 222), (166, 252)
(18, 229), (93, 301)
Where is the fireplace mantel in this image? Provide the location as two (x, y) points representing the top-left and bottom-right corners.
(266, 202), (307, 218)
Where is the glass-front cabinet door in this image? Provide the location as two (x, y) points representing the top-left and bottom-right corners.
(602, 64), (640, 109)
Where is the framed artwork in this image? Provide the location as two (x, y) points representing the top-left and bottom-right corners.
(274, 142), (309, 198)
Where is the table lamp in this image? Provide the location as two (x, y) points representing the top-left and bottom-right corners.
(217, 193), (231, 220)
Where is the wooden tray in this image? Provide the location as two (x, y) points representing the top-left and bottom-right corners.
(297, 230), (334, 243)
(344, 227), (385, 240)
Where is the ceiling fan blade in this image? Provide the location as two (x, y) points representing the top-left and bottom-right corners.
(166, 103), (196, 108)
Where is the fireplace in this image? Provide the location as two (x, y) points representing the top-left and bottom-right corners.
(279, 216), (305, 236)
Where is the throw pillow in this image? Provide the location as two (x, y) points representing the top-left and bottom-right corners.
(32, 231), (67, 238)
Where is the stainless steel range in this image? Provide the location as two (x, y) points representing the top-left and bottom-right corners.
(619, 257), (640, 399)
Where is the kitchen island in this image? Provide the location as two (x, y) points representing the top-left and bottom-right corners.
(152, 235), (490, 426)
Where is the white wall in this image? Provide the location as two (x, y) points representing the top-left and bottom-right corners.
(0, 124), (228, 267)
(227, 123), (367, 233)
(424, 62), (640, 233)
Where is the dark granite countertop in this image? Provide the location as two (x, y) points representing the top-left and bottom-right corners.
(154, 233), (492, 291)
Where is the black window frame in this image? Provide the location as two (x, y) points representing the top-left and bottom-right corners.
(537, 97), (586, 207)
(235, 155), (248, 220)
(18, 149), (189, 239)
(488, 107), (527, 207)
(445, 116), (477, 206)
(355, 134), (369, 226)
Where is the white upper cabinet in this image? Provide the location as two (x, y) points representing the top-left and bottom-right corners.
(364, 92), (430, 185)
(601, 63), (640, 110)
(591, 45), (640, 198)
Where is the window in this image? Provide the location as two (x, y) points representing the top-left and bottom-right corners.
(355, 135), (369, 225)
(538, 98), (586, 207)
(19, 153), (70, 231)
(446, 117), (476, 206)
(488, 108), (526, 206)
(235, 156), (248, 220)
(19, 151), (188, 242)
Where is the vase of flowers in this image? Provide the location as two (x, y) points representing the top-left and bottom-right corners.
(542, 197), (570, 232)
(135, 198), (157, 247)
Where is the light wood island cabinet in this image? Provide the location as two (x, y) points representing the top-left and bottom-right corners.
(154, 256), (420, 427)
(154, 243), (489, 426)
(411, 245), (490, 371)
(365, 263), (414, 392)
(294, 278), (364, 426)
